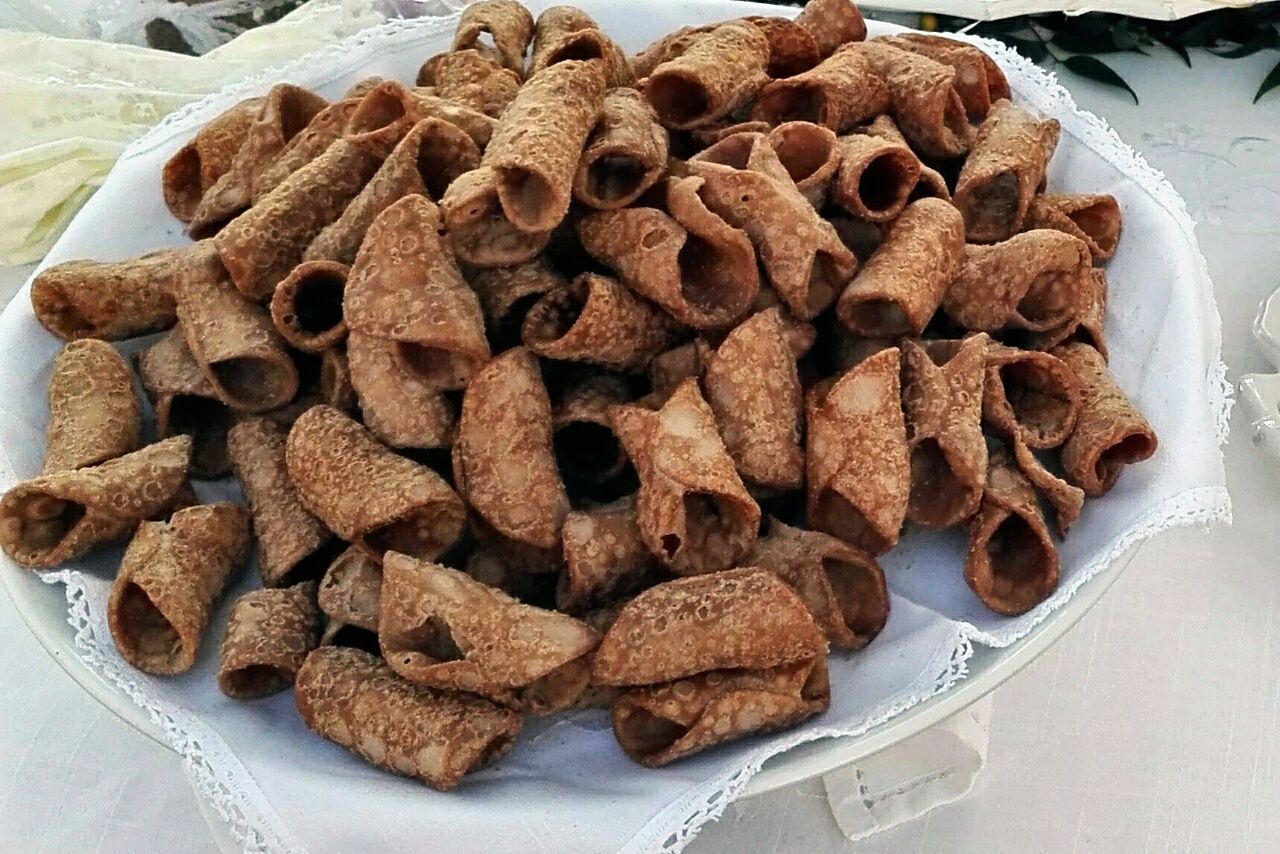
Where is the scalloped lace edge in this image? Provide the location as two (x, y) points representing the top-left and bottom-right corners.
(13, 21), (1233, 854)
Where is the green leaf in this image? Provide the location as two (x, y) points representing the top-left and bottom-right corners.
(1156, 35), (1192, 67)
(1050, 30), (1131, 54)
(1063, 55), (1140, 104)
(1213, 29), (1279, 58)
(1255, 57), (1280, 103)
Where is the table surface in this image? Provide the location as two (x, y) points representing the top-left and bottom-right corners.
(2, 38), (1279, 854)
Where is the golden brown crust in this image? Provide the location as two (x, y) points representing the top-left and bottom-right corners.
(645, 22), (770, 130)
(877, 34), (1010, 121)
(551, 373), (633, 489)
(44, 340), (140, 474)
(981, 342), (1080, 449)
(218, 582), (321, 699)
(751, 45), (889, 132)
(1027, 267), (1108, 358)
(767, 121), (842, 209)
(251, 96), (365, 203)
(451, 0), (535, 75)
(108, 503), (251, 674)
(901, 335), (988, 528)
(943, 229), (1092, 333)
(379, 553), (599, 713)
(163, 98), (261, 223)
(269, 260), (349, 353)
(453, 348), (569, 555)
(836, 197), (964, 337)
(439, 166), (553, 267)
(317, 546), (382, 632)
(849, 41), (972, 160)
(344, 195), (490, 391)
(831, 131), (920, 223)
(748, 518), (887, 649)
(0, 436), (192, 569)
(522, 272), (683, 371)
(418, 49), (521, 117)
(348, 81), (498, 150)
(227, 418), (337, 588)
(1054, 342), (1157, 496)
(170, 243), (299, 413)
(964, 449), (1059, 616)
(795, 0), (867, 57)
(610, 379), (759, 575)
(294, 646), (522, 790)
(285, 405), (465, 562)
(577, 176), (759, 329)
(137, 327), (233, 478)
(701, 308), (804, 492)
(573, 88), (669, 210)
(472, 257), (568, 344)
(557, 496), (664, 614)
(954, 100), (1061, 243)
(346, 332), (457, 450)
(859, 114), (951, 203)
(592, 568), (826, 686)
(1023, 193), (1121, 262)
(806, 348), (908, 555)
(31, 249), (183, 342)
(529, 6), (633, 87)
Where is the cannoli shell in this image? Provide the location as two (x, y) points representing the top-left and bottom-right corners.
(453, 348), (569, 555)
(1054, 342), (1157, 496)
(137, 327), (233, 478)
(346, 333), (457, 450)
(795, 0), (868, 57)
(250, 96), (365, 203)
(748, 517), (887, 650)
(954, 100), (1061, 243)
(171, 243), (299, 412)
(805, 347), (908, 555)
(0, 435), (192, 569)
(982, 342), (1081, 449)
(836, 197), (964, 337)
(451, 0), (535, 75)
(304, 118), (480, 266)
(1027, 267), (1109, 359)
(44, 339), (141, 474)
(163, 98), (261, 223)
(189, 84), (329, 237)
(573, 88), (669, 210)
(630, 26), (710, 80)
(701, 308), (804, 492)
(878, 34), (1010, 120)
(859, 114), (951, 203)
(849, 41), (972, 160)
(285, 405), (465, 561)
(294, 646), (521, 790)
(344, 195), (490, 391)
(645, 22), (770, 130)
(418, 49), (521, 117)
(943, 230), (1092, 333)
(317, 546), (382, 632)
(901, 335), (988, 529)
(751, 45), (889, 132)
(379, 553), (599, 713)
(648, 342), (705, 402)
(610, 379), (760, 575)
(831, 131), (921, 222)
(218, 582), (321, 699)
(269, 260), (348, 353)
(552, 373), (632, 487)
(31, 249), (182, 342)
(348, 81), (497, 150)
(522, 272), (683, 371)
(592, 568), (826, 686)
(107, 503), (250, 674)
(471, 257), (568, 345)
(482, 59), (607, 233)
(741, 15), (821, 78)
(439, 165), (553, 267)
(964, 449), (1059, 616)
(227, 418), (337, 587)
(1008, 433), (1084, 538)
(612, 657), (829, 766)
(767, 121), (842, 209)
(557, 496), (664, 614)
(1024, 193), (1122, 262)
(319, 347), (357, 413)
(529, 6), (633, 87)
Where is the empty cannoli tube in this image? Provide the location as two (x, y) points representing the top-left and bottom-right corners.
(806, 347), (908, 555)
(528, 5), (633, 87)
(610, 378), (760, 575)
(751, 44), (888, 132)
(108, 503), (251, 674)
(552, 373), (632, 489)
(416, 49), (520, 117)
(740, 15), (820, 77)
(859, 115), (951, 203)
(847, 41), (971, 160)
(31, 247), (188, 342)
(294, 646), (522, 790)
(163, 97), (261, 223)
(346, 333), (457, 450)
(218, 581), (321, 699)
(981, 342), (1080, 449)
(767, 121), (842, 209)
(347, 81), (497, 149)
(269, 260), (348, 353)
(227, 418), (341, 588)
(1023, 193), (1121, 262)
(1007, 432), (1084, 538)
(1054, 342), (1157, 496)
(877, 34), (1010, 121)
(285, 405), (465, 561)
(471, 257), (568, 347)
(318, 546), (382, 634)
(137, 328), (234, 478)
(1026, 267), (1109, 358)
(795, 0), (867, 57)
(450, 0), (535, 75)
(644, 22), (770, 130)
(0, 435), (192, 569)
(44, 339), (140, 474)
(748, 517), (888, 650)
(556, 496), (664, 614)
(572, 88), (669, 210)
(439, 166), (553, 267)
(379, 552), (600, 713)
(964, 449), (1059, 616)
(953, 100), (1061, 243)
(836, 197), (964, 337)
(250, 94), (367, 203)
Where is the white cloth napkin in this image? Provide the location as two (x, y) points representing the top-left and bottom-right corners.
(0, 2), (1230, 853)
(823, 697), (991, 841)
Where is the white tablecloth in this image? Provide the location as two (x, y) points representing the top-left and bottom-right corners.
(1, 42), (1278, 854)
